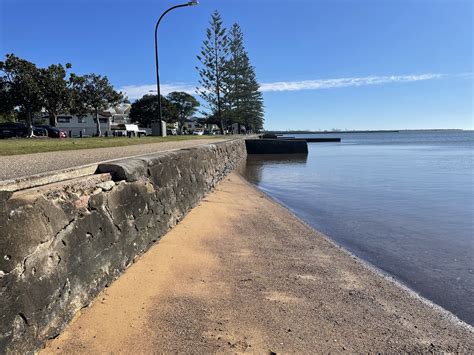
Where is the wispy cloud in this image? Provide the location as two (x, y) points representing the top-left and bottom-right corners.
(119, 73), (446, 100)
(119, 82), (196, 100)
(259, 74), (444, 92)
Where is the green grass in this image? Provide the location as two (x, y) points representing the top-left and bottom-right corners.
(0, 135), (224, 156)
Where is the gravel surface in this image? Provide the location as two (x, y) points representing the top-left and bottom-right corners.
(42, 173), (473, 353)
(0, 138), (227, 181)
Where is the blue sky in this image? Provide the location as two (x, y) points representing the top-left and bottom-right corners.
(1, 0), (472, 130)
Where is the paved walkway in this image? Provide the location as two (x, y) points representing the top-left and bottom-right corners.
(0, 138), (227, 182)
(42, 173), (472, 353)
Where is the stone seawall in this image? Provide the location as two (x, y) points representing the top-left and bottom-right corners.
(0, 139), (246, 353)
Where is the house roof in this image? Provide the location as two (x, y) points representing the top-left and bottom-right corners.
(104, 103), (132, 115)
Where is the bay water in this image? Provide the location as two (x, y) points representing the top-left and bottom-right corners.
(243, 131), (474, 325)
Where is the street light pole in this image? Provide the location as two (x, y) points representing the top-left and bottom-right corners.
(154, 1), (199, 136)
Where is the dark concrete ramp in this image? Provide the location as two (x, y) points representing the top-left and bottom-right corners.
(245, 139), (308, 154)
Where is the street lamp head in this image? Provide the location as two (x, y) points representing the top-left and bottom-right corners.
(187, 0), (199, 6)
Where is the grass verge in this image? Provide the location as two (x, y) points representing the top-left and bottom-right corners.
(0, 135), (224, 156)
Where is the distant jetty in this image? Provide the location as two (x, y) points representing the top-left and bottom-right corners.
(281, 137), (341, 143)
(260, 134), (341, 143)
(266, 129), (467, 135)
(268, 130), (399, 134)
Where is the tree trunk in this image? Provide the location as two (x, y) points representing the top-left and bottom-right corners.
(245, 118), (251, 134)
(179, 115), (184, 135)
(214, 35), (224, 135)
(95, 109), (101, 137)
(27, 109), (34, 137)
(218, 119), (223, 135)
(49, 113), (58, 127)
(217, 103), (224, 134)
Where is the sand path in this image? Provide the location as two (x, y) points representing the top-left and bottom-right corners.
(42, 173), (473, 353)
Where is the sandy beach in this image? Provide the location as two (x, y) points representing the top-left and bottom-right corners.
(42, 173), (473, 353)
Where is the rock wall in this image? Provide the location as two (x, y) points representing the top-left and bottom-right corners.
(0, 139), (246, 353)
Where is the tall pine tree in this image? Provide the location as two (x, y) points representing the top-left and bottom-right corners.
(223, 23), (264, 133)
(223, 23), (246, 129)
(241, 63), (264, 132)
(196, 11), (229, 134)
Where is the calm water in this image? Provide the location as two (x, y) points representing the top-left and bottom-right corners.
(243, 131), (474, 325)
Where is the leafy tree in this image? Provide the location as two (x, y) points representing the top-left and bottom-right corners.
(0, 75), (17, 123)
(224, 23), (264, 133)
(196, 10), (229, 134)
(70, 73), (122, 136)
(0, 113), (17, 123)
(166, 92), (200, 134)
(129, 94), (157, 127)
(0, 54), (42, 136)
(161, 97), (179, 124)
(129, 94), (177, 127)
(38, 62), (72, 127)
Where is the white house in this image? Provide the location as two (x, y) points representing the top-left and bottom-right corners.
(43, 104), (133, 137)
(184, 117), (202, 132)
(55, 113), (111, 137)
(106, 103), (131, 125)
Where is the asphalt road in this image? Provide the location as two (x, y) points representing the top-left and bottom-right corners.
(0, 138), (228, 182)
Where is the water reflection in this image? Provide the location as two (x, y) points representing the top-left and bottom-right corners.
(244, 154), (308, 185)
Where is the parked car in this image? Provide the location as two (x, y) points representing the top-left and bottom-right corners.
(137, 129), (148, 137)
(33, 126), (48, 137)
(36, 125), (68, 138)
(192, 129), (204, 136)
(0, 122), (28, 139)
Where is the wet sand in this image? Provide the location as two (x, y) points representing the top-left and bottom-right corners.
(43, 173), (473, 353)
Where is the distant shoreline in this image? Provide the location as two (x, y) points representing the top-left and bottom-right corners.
(267, 129), (468, 134)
